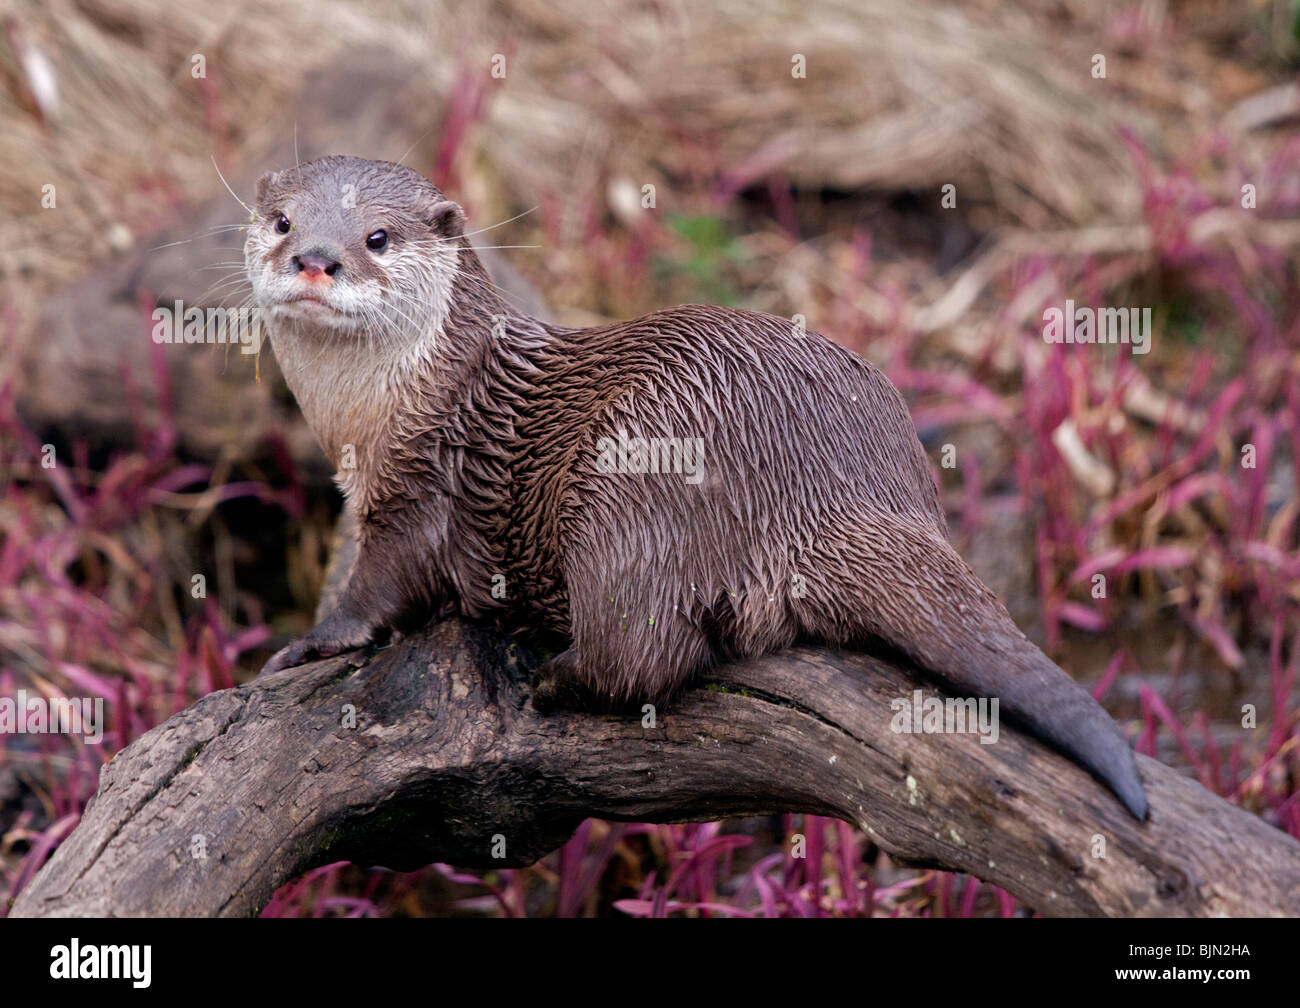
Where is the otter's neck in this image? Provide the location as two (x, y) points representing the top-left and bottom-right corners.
(269, 243), (542, 516)
(270, 326), (421, 485)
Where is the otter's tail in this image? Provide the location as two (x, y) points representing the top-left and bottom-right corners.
(842, 520), (1148, 819)
(915, 619), (1148, 820)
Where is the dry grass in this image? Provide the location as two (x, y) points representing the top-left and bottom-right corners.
(1, 0), (1286, 307)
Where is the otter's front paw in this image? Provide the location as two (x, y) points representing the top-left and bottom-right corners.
(261, 611), (377, 675)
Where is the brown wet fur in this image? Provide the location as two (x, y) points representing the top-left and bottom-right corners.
(246, 156), (1148, 819)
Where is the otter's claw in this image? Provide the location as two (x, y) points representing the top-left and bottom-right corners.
(260, 610), (377, 675)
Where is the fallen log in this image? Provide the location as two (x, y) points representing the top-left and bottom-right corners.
(11, 618), (1300, 917)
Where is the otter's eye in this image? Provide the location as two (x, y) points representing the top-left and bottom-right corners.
(274, 214), (291, 234)
(366, 229), (388, 252)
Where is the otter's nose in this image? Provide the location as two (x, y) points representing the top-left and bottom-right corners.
(293, 252), (341, 282)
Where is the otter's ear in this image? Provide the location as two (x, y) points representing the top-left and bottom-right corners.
(255, 171), (279, 207)
(424, 199), (465, 236)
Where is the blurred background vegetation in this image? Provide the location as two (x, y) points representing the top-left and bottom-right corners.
(2, 0), (1299, 916)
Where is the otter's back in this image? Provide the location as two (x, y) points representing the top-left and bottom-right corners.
(547, 305), (942, 520)
(503, 305), (946, 631)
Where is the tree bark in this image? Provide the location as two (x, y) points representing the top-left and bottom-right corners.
(10, 618), (1300, 917)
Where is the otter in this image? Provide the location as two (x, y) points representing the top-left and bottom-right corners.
(245, 155), (1147, 820)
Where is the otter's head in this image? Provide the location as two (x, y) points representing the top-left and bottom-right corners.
(244, 155), (465, 343)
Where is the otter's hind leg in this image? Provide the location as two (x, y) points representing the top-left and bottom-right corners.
(531, 648), (594, 712)
(532, 551), (715, 714)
